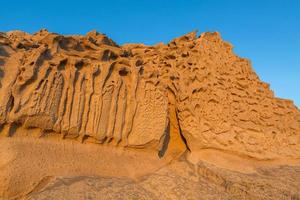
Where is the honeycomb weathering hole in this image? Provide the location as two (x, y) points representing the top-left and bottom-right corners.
(119, 68), (129, 76)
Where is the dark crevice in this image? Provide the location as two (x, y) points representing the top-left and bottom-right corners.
(158, 121), (170, 158)
(175, 108), (191, 152)
(8, 123), (20, 137)
(80, 135), (89, 143)
(0, 124), (4, 133)
(166, 87), (191, 153)
(16, 43), (28, 50)
(8, 95), (14, 113)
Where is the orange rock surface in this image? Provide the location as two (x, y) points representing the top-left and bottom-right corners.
(0, 30), (299, 199)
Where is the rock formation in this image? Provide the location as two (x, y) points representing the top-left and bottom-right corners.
(0, 29), (299, 199)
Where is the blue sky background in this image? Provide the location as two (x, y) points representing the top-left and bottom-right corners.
(1, 0), (299, 107)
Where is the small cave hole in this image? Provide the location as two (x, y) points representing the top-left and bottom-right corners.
(170, 75), (176, 81)
(102, 50), (118, 61)
(119, 68), (129, 76)
(58, 59), (67, 71)
(135, 59), (143, 67)
(75, 60), (84, 70)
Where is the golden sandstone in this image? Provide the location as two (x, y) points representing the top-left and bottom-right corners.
(0, 30), (299, 199)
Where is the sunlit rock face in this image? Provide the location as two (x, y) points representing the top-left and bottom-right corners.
(0, 30), (299, 199)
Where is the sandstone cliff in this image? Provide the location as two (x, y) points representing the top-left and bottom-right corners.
(0, 30), (299, 199)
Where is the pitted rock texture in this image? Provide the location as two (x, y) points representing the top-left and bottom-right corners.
(0, 30), (299, 199)
(0, 30), (299, 159)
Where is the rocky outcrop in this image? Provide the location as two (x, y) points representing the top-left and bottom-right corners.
(0, 29), (299, 159)
(0, 29), (299, 199)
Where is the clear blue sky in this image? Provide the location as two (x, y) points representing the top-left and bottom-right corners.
(1, 0), (299, 107)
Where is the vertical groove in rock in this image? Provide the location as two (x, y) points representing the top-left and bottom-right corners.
(114, 81), (127, 144)
(106, 79), (121, 141)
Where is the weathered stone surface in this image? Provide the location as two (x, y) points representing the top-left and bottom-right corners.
(0, 30), (299, 199)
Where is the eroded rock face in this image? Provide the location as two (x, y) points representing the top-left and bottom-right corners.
(0, 30), (299, 199)
(0, 30), (299, 159)
(0, 30), (170, 152)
